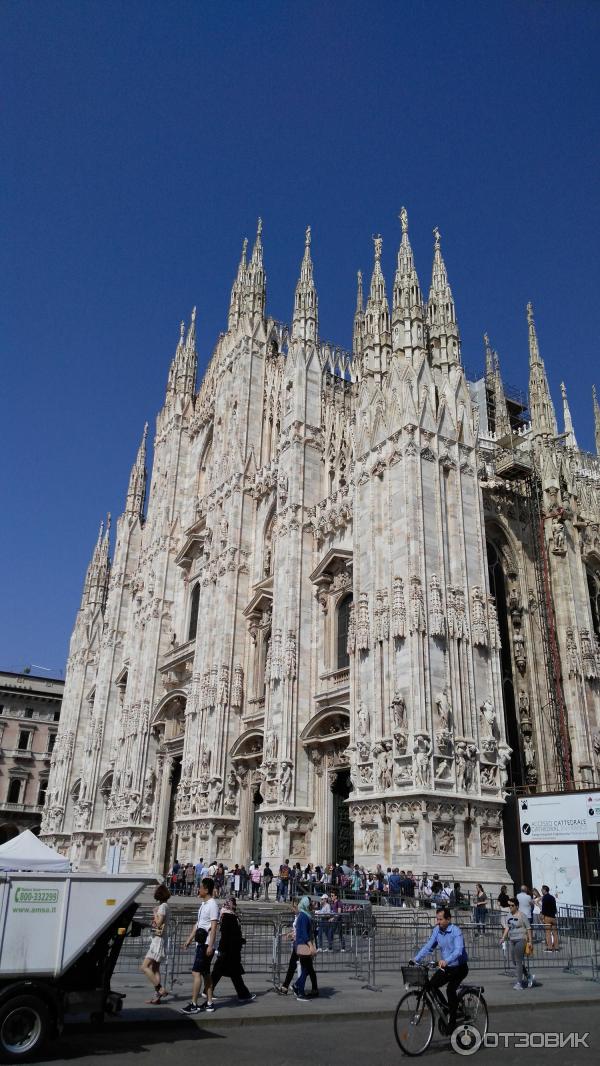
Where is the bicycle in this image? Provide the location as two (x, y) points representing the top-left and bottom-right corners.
(394, 963), (489, 1056)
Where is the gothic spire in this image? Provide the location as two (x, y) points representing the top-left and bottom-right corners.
(244, 217), (266, 319)
(484, 333), (495, 388)
(166, 308), (197, 399)
(362, 235), (391, 377)
(527, 302), (557, 437)
(594, 385), (600, 456)
(392, 207), (423, 354)
(228, 236), (248, 331)
(427, 227), (460, 372)
(291, 225), (318, 342)
(353, 269), (365, 357)
(82, 515), (111, 613)
(493, 352), (512, 440)
(560, 382), (578, 450)
(125, 422), (148, 519)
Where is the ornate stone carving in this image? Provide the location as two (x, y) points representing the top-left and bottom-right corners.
(357, 704), (371, 739)
(513, 629), (526, 673)
(377, 743), (393, 791)
(363, 826), (379, 853)
(566, 627), (582, 677)
(428, 574), (445, 637)
(356, 592), (370, 651)
(391, 576), (406, 638)
(487, 596), (501, 650)
(218, 663), (229, 705)
(346, 602), (356, 655)
(433, 823), (456, 854)
(480, 827), (501, 857)
(284, 630), (297, 680)
(551, 514), (566, 555)
(580, 629), (598, 680)
(374, 589), (390, 643)
(399, 826), (419, 852)
(231, 663), (244, 709)
(208, 776), (223, 813)
(270, 629), (283, 682)
(409, 576), (426, 635)
(479, 698), (498, 741)
(224, 769), (240, 813)
(391, 692), (406, 730)
(471, 586), (488, 647)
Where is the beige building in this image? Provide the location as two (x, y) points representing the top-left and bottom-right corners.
(41, 214), (600, 881)
(0, 671), (63, 843)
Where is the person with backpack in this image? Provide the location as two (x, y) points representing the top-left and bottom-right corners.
(211, 897), (256, 1003)
(278, 859), (291, 901)
(181, 877), (219, 1015)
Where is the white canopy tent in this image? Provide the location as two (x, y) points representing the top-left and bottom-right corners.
(0, 829), (70, 872)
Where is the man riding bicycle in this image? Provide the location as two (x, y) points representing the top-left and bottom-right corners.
(410, 906), (468, 1031)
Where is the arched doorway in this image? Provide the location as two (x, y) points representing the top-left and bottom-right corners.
(331, 769), (353, 865)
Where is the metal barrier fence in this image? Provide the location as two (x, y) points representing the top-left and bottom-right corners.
(114, 908), (600, 990)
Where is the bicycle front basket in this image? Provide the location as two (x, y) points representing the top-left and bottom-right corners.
(401, 964), (427, 987)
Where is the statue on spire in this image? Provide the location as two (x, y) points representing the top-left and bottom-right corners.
(305, 225), (311, 248)
(373, 234), (383, 261)
(433, 226), (441, 249)
(400, 206), (408, 234)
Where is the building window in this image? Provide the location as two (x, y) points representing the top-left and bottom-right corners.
(188, 583), (200, 642)
(7, 779), (22, 804)
(336, 594), (352, 669)
(53, 711), (60, 721)
(37, 780), (48, 806)
(17, 730), (32, 751)
(24, 708), (34, 718)
(47, 732), (57, 754)
(587, 568), (600, 640)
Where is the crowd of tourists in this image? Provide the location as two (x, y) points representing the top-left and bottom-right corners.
(166, 858), (501, 911)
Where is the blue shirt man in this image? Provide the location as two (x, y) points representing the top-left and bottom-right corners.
(413, 907), (469, 1029)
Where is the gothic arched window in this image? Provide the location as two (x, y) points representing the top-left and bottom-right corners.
(198, 431), (213, 500)
(587, 566), (600, 639)
(336, 594), (352, 670)
(188, 583), (200, 642)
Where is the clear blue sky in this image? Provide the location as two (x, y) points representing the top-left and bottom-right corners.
(2, 0), (599, 676)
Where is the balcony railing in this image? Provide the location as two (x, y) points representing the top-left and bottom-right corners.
(1, 802), (43, 813)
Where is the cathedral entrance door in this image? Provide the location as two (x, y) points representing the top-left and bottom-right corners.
(251, 788), (263, 864)
(164, 756), (182, 871)
(331, 769), (353, 865)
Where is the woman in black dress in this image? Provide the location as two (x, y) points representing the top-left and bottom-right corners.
(211, 897), (256, 1003)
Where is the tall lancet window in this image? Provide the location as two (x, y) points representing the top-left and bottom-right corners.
(336, 594), (352, 670)
(587, 567), (600, 639)
(188, 583), (200, 642)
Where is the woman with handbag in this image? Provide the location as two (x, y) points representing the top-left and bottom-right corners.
(293, 896), (319, 1000)
(141, 884), (171, 1004)
(501, 897), (534, 989)
(211, 897), (256, 1002)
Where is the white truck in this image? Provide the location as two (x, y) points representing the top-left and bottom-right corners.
(0, 870), (156, 1061)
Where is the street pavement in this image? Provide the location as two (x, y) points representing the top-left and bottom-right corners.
(33, 968), (600, 1064)
(39, 1003), (598, 1066)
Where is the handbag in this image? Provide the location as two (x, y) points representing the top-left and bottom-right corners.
(297, 941), (317, 957)
(524, 942), (533, 956)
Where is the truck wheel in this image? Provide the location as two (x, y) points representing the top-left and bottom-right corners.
(0, 995), (49, 1062)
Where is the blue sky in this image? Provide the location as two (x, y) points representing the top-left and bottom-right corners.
(2, 0), (599, 675)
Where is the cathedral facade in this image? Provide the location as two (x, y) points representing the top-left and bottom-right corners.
(41, 213), (600, 881)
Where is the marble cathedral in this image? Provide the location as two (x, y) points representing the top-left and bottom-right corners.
(42, 212), (600, 880)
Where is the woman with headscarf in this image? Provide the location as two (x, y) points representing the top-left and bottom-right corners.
(210, 897), (256, 1003)
(292, 896), (318, 1000)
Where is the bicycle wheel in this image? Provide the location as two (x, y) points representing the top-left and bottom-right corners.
(459, 991), (489, 1038)
(394, 991), (435, 1056)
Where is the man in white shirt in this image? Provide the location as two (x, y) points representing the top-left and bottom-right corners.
(181, 877), (219, 1014)
(516, 885), (533, 921)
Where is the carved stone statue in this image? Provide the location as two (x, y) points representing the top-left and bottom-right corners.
(280, 760), (293, 803)
(513, 630), (526, 673)
(497, 743), (512, 788)
(377, 744), (393, 791)
(413, 734), (432, 788)
(357, 704), (371, 738)
(551, 515), (566, 554)
(480, 829), (500, 856)
(208, 776), (223, 813)
(265, 730), (278, 763)
(434, 825), (455, 854)
(435, 689), (452, 732)
(391, 692), (407, 730)
(479, 698), (498, 740)
(200, 747), (210, 780)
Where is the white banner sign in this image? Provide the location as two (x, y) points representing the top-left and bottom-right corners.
(519, 791), (600, 843)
